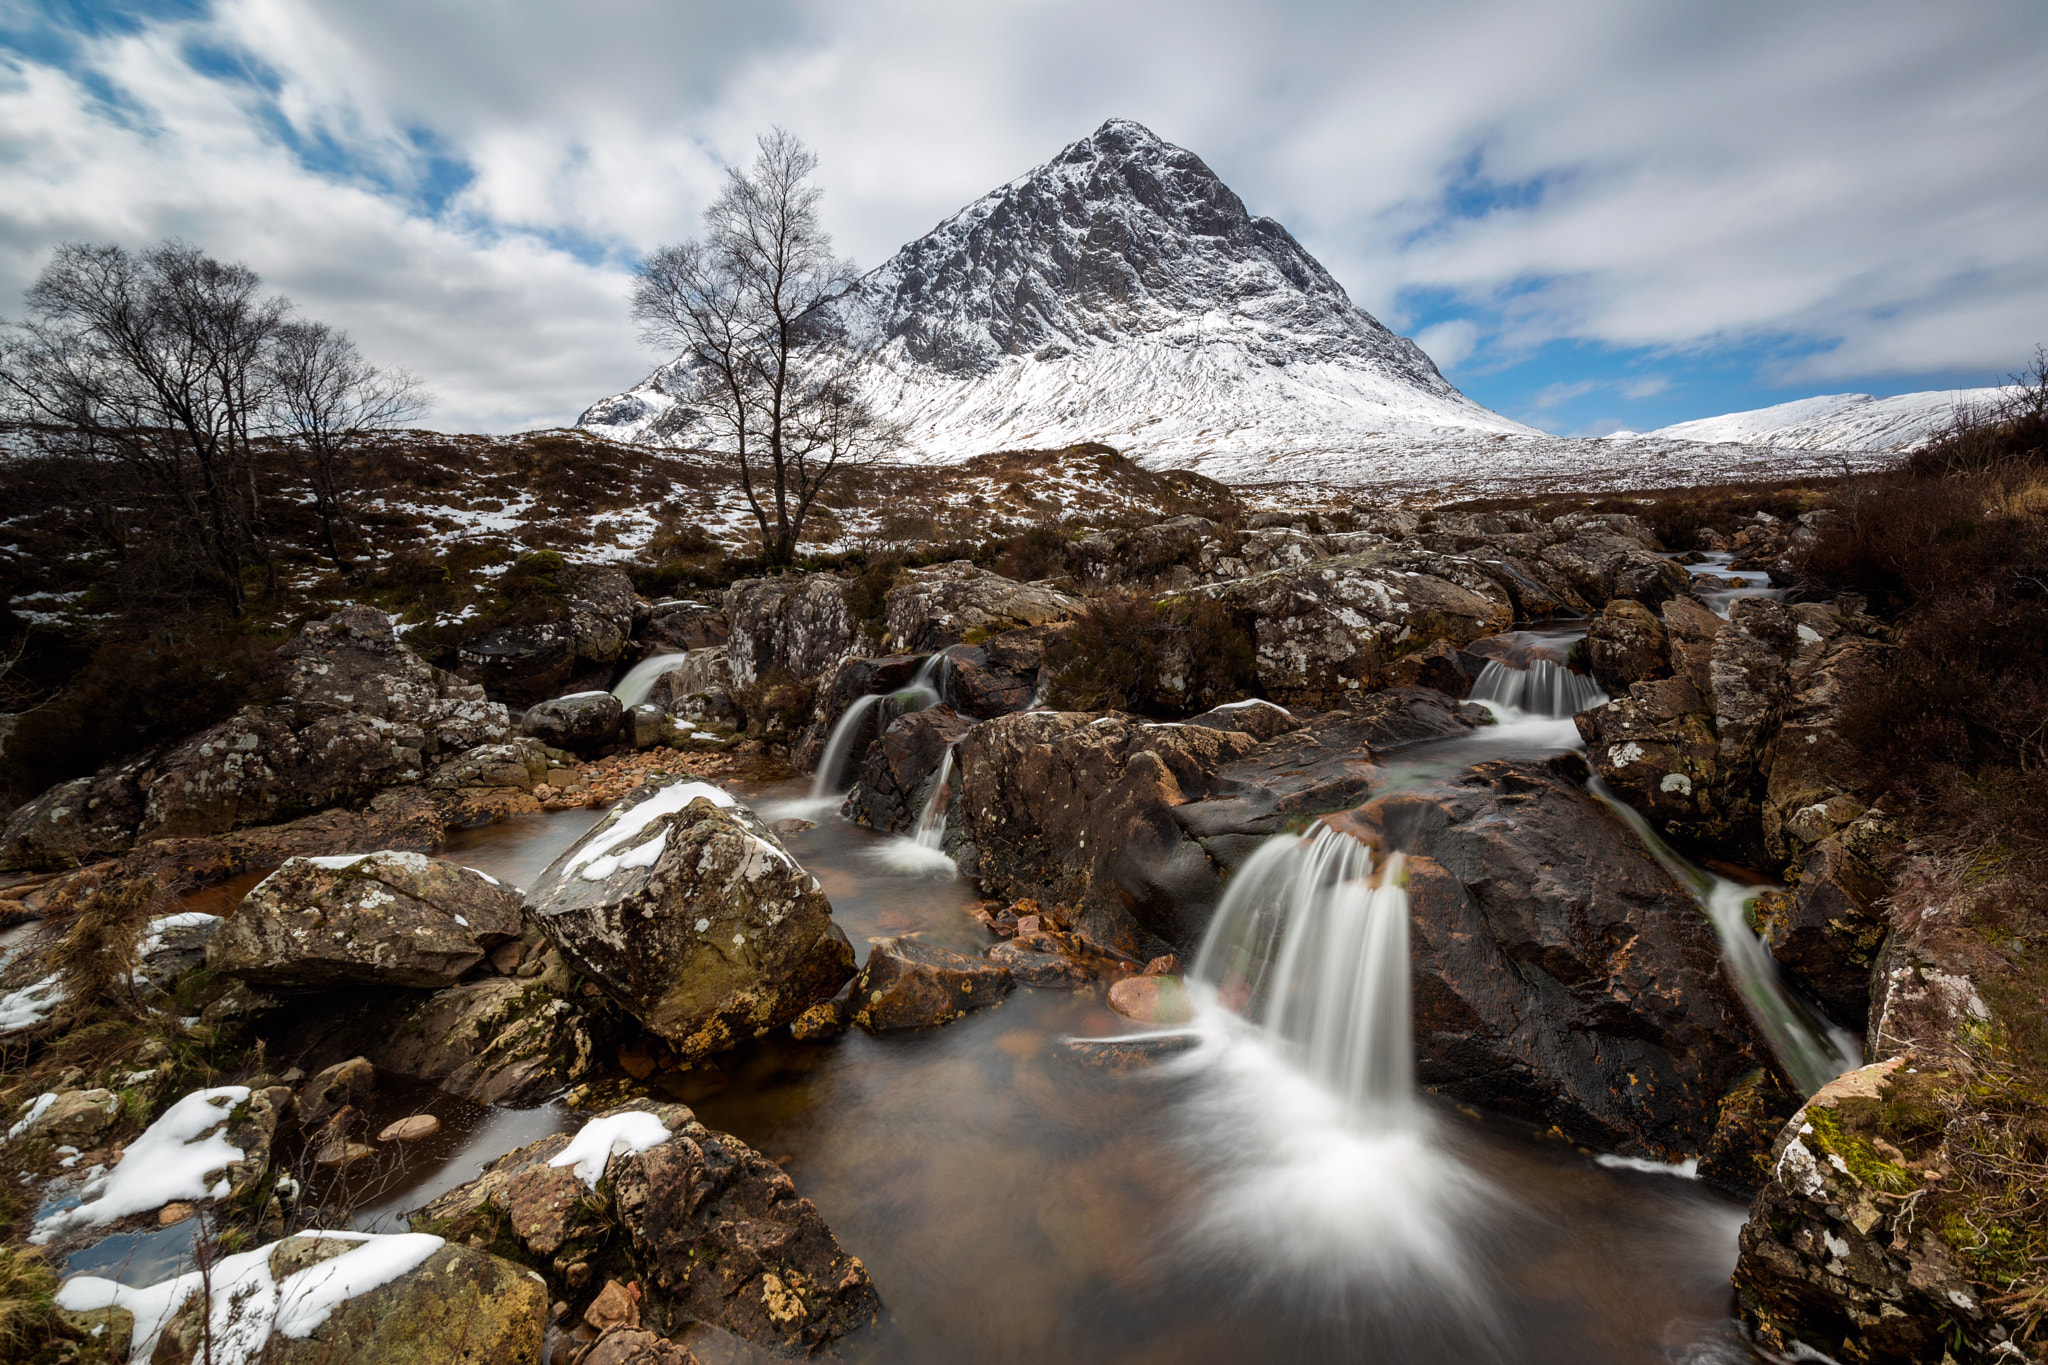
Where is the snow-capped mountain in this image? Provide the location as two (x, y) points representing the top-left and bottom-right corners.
(1626, 386), (2016, 452)
(579, 118), (1534, 466)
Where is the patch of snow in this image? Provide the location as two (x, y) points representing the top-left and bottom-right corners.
(31, 1086), (251, 1243)
(558, 782), (737, 884)
(548, 1112), (673, 1189)
(0, 974), (66, 1033)
(8, 1091), (57, 1139)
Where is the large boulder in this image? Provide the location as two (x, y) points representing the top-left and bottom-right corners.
(645, 646), (742, 729)
(0, 750), (155, 870)
(724, 574), (854, 687)
(375, 952), (618, 1105)
(419, 1100), (881, 1355)
(208, 851), (524, 989)
(137, 707), (428, 839)
(1536, 528), (1689, 609)
(843, 704), (976, 835)
(426, 738), (551, 791)
(458, 566), (643, 703)
(939, 623), (1067, 719)
(525, 780), (854, 1059)
(638, 598), (727, 654)
(1760, 632), (1893, 868)
(281, 604), (509, 754)
(1192, 555), (1514, 708)
(1750, 824), (1894, 1023)
(1661, 594), (1724, 694)
(143, 1234), (548, 1365)
(881, 562), (1079, 654)
(520, 690), (623, 754)
(1576, 677), (1728, 847)
(1328, 758), (1774, 1158)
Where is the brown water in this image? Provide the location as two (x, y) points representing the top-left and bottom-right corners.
(440, 786), (1764, 1365)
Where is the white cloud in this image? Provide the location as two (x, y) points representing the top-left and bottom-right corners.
(1, 0), (2042, 429)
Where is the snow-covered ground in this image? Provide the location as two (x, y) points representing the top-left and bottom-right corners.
(1624, 386), (2017, 452)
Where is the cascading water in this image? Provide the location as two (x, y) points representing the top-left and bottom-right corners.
(610, 653), (692, 708)
(912, 747), (954, 853)
(1467, 659), (1606, 719)
(1590, 777), (1860, 1094)
(869, 744), (960, 876)
(1190, 826), (1413, 1121)
(806, 653), (947, 805)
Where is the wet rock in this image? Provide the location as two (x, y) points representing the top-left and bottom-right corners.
(952, 711), (1261, 954)
(135, 910), (223, 993)
(882, 561), (1079, 654)
(986, 932), (1095, 988)
(1659, 594), (1724, 694)
(298, 1056), (374, 1126)
(522, 691), (624, 754)
(789, 995), (849, 1041)
(640, 599), (727, 654)
(428, 738), (551, 790)
(151, 1234), (547, 1365)
(1695, 1068), (1802, 1196)
(624, 704), (671, 749)
(1752, 830), (1892, 1022)
(852, 937), (1014, 1030)
(1733, 1058), (1980, 1365)
(1707, 596), (1803, 841)
(380, 1114), (441, 1141)
(1107, 974), (1191, 1024)
(1193, 554), (1514, 708)
(843, 705), (976, 835)
(1185, 699), (1303, 742)
(1575, 677), (1726, 846)
(1054, 1033), (1201, 1072)
(1329, 760), (1772, 1158)
(1384, 638), (1475, 697)
(1583, 599), (1670, 693)
(526, 780), (854, 1061)
(208, 851), (524, 989)
(583, 1326), (698, 1365)
(374, 964), (615, 1105)
(644, 647), (737, 721)
(422, 1100), (879, 1355)
(724, 574), (854, 687)
(940, 624), (1067, 720)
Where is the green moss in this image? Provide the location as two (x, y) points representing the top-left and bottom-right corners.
(1804, 1102), (1918, 1195)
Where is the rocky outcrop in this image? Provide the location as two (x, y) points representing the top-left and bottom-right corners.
(149, 1234), (548, 1365)
(208, 851), (524, 989)
(1750, 824), (1893, 1022)
(851, 937), (1014, 1030)
(940, 624), (1066, 719)
(724, 574), (854, 687)
(427, 738), (551, 791)
(1537, 527), (1689, 609)
(645, 647), (742, 730)
(525, 781), (854, 1060)
(1576, 676), (1727, 845)
(639, 598), (727, 654)
(843, 705), (976, 835)
(1583, 599), (1670, 692)
(282, 604), (508, 753)
(1329, 758), (1773, 1158)
(376, 949), (618, 1104)
(1191, 554), (1514, 708)
(882, 562), (1079, 654)
(419, 1100), (880, 1355)
(1760, 631), (1893, 867)
(0, 750), (155, 870)
(458, 566), (643, 703)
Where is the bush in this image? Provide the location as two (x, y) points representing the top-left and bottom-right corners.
(994, 525), (1070, 583)
(1043, 592), (1258, 716)
(1906, 348), (2048, 479)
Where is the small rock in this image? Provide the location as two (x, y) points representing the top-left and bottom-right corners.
(1108, 974), (1193, 1024)
(851, 937), (1013, 1031)
(582, 1325), (701, 1365)
(986, 933), (1094, 988)
(377, 1114), (441, 1142)
(298, 1056), (374, 1126)
(789, 998), (848, 1042)
(584, 1279), (641, 1333)
(1142, 954), (1181, 976)
(769, 818), (818, 837)
(158, 1201), (197, 1226)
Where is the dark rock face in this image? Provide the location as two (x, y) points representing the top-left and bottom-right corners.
(1695, 1068), (1803, 1195)
(844, 705), (976, 835)
(1760, 633), (1893, 868)
(208, 851), (524, 989)
(1384, 639), (1475, 697)
(1584, 599), (1671, 693)
(521, 690), (623, 753)
(1329, 759), (1772, 1158)
(421, 1100), (880, 1355)
(1660, 594), (1723, 694)
(941, 623), (1068, 718)
(457, 567), (642, 704)
(1537, 529), (1689, 610)
(639, 598), (727, 655)
(1752, 828), (1892, 1022)
(882, 562), (1079, 654)
(525, 781), (854, 1060)
(724, 574), (854, 687)
(1193, 554), (1514, 708)
(1576, 676), (1726, 843)
(851, 937), (1014, 1030)
(376, 954), (616, 1105)
(0, 751), (155, 869)
(952, 711), (1262, 955)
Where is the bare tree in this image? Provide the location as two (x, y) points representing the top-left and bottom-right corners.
(267, 320), (430, 571)
(632, 129), (897, 566)
(0, 241), (287, 614)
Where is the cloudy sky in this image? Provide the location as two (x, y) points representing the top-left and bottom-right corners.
(3, 0), (2043, 436)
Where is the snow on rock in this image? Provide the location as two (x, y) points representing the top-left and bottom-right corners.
(56, 1230), (444, 1365)
(30, 1086), (250, 1243)
(581, 118), (1533, 465)
(556, 780), (736, 886)
(548, 1110), (673, 1188)
(8, 1091), (57, 1139)
(1639, 386), (2019, 453)
(0, 973), (66, 1033)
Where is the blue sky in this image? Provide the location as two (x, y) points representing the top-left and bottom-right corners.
(2, 1), (2042, 434)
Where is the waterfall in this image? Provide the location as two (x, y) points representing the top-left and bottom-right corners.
(868, 744), (959, 877)
(912, 747), (954, 852)
(1191, 826), (1414, 1124)
(611, 654), (692, 709)
(1468, 659), (1606, 719)
(808, 652), (946, 803)
(1590, 777), (1861, 1094)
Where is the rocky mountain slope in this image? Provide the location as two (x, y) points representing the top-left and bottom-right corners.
(579, 119), (1533, 465)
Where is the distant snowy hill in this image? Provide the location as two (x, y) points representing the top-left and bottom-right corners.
(579, 118), (1534, 468)
(1631, 387), (2015, 452)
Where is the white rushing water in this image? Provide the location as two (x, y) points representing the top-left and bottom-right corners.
(1468, 658), (1606, 719)
(809, 654), (946, 803)
(610, 653), (692, 708)
(869, 744), (959, 877)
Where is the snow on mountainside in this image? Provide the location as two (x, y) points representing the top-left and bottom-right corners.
(579, 118), (1534, 470)
(1630, 386), (2016, 452)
